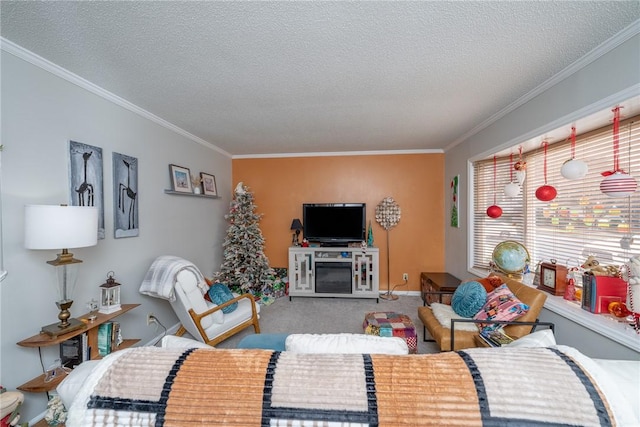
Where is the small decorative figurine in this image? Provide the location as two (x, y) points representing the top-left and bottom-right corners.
(99, 271), (122, 314)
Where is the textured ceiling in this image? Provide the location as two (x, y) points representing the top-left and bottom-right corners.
(1, 1), (639, 156)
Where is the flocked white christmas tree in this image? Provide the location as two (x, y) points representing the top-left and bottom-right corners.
(213, 182), (274, 295)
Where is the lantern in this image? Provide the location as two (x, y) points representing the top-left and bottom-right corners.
(99, 271), (122, 314)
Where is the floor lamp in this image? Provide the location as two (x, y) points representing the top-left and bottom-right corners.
(375, 197), (401, 300)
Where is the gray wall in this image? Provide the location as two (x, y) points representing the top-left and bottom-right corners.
(445, 31), (640, 359)
(1, 50), (232, 421)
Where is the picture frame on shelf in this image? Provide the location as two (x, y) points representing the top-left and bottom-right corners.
(169, 164), (192, 193)
(200, 172), (217, 196)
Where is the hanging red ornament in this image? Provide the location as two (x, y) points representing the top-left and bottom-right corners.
(536, 141), (557, 202)
(536, 185), (557, 201)
(600, 106), (637, 197)
(486, 205), (503, 218)
(561, 126), (589, 180)
(487, 155), (502, 218)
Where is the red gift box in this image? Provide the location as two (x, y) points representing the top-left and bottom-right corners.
(583, 274), (627, 314)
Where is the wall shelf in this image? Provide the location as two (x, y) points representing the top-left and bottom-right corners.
(164, 189), (220, 199)
(17, 304), (140, 393)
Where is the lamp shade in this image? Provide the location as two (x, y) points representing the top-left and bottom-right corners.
(25, 205), (98, 249)
(290, 218), (303, 231)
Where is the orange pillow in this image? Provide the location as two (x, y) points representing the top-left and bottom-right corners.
(203, 277), (214, 302)
(477, 275), (503, 292)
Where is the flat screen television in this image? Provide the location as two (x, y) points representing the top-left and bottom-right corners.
(302, 203), (366, 245)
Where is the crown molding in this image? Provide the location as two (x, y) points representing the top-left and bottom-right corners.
(445, 19), (640, 153)
(470, 84), (640, 162)
(232, 148), (442, 159)
(0, 37), (232, 158)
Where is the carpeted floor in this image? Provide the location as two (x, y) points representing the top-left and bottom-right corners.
(213, 293), (441, 354)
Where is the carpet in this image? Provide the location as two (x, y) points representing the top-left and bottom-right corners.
(213, 294), (440, 354)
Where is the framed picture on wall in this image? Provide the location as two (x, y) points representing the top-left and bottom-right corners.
(200, 172), (217, 196)
(113, 152), (139, 238)
(169, 164), (192, 193)
(450, 174), (459, 228)
(69, 140), (105, 239)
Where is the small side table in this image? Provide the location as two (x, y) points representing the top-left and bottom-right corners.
(421, 272), (462, 343)
(420, 272), (462, 306)
(363, 311), (417, 354)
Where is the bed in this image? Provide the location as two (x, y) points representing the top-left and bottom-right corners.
(58, 338), (639, 426)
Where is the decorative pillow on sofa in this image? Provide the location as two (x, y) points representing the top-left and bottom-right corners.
(477, 275), (503, 292)
(473, 284), (529, 331)
(451, 281), (487, 318)
(429, 303), (479, 332)
(207, 283), (238, 313)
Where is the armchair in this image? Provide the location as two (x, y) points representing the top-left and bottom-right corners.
(418, 274), (551, 351)
(140, 256), (260, 346)
(171, 268), (261, 346)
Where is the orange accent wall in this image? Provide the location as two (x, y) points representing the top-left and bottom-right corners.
(232, 153), (445, 292)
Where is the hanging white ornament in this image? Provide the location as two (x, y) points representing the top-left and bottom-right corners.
(561, 159), (589, 180)
(504, 182), (521, 197)
(600, 171), (638, 197)
(561, 127), (588, 180)
(504, 153), (521, 198)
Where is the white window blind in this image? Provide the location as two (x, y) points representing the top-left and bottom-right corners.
(473, 116), (640, 272)
(473, 156), (526, 269)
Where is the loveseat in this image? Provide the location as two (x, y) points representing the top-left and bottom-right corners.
(418, 274), (549, 351)
(55, 333), (640, 426)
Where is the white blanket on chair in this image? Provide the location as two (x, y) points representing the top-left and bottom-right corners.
(139, 255), (205, 301)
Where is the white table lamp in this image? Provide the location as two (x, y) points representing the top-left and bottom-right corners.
(24, 205), (98, 336)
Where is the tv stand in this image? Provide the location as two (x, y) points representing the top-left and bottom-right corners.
(288, 246), (379, 301)
(318, 242), (343, 247)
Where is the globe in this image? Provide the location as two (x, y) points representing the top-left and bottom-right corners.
(492, 241), (530, 275)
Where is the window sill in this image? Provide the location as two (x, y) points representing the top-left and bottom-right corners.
(543, 295), (639, 352)
(468, 268), (639, 352)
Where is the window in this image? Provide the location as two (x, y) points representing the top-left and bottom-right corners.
(473, 115), (640, 273)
